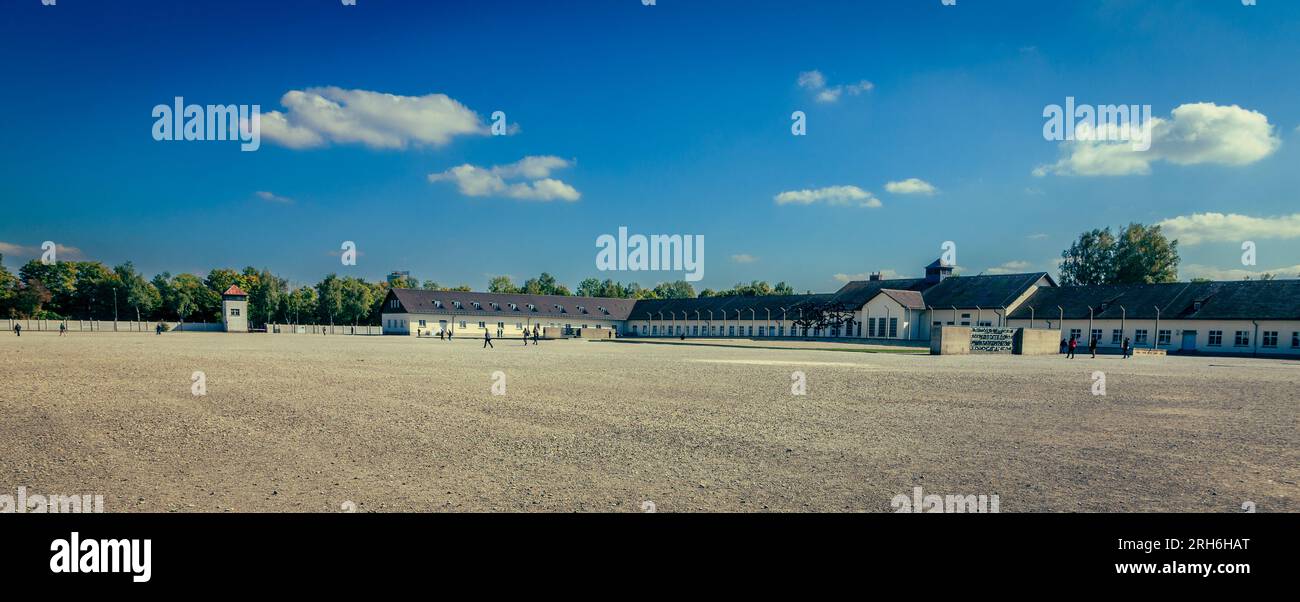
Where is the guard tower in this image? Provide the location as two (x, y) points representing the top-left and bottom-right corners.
(221, 285), (249, 332)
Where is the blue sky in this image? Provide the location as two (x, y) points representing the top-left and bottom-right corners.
(3, 0), (1299, 292)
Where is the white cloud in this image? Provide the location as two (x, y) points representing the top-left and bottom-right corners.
(884, 178), (937, 195)
(0, 241), (83, 260)
(774, 185), (880, 208)
(1156, 212), (1300, 245)
(797, 70), (873, 104)
(985, 260), (1031, 275)
(1182, 264), (1300, 281)
(1035, 102), (1281, 176)
(833, 269), (901, 283)
(429, 155), (580, 202)
(730, 254), (758, 264)
(255, 191), (294, 204)
(261, 87), (488, 150)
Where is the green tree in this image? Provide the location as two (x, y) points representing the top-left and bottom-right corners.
(1059, 228), (1118, 285)
(652, 280), (696, 299)
(0, 254), (17, 317)
(340, 277), (376, 325)
(167, 273), (211, 324)
(488, 275), (520, 294)
(1111, 223), (1179, 284)
(287, 286), (317, 324)
(315, 274), (345, 325)
(1060, 224), (1179, 285)
(115, 262), (160, 322)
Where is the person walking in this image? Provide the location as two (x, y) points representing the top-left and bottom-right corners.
(1059, 338), (1067, 354)
(59, 321), (67, 336)
(13, 322), (20, 337)
(483, 329), (493, 349)
(1122, 337), (1131, 359)
(532, 325), (539, 345)
(1088, 335), (1098, 358)
(1067, 335), (1077, 359)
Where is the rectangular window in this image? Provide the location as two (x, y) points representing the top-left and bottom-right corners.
(1293, 332), (1299, 348)
(1262, 331), (1277, 348)
(758, 327), (765, 336)
(889, 318), (898, 338)
(1069, 328), (1082, 341)
(1111, 329), (1122, 344)
(459, 321), (467, 329)
(1234, 331), (1249, 347)
(1208, 330), (1222, 346)
(1134, 329), (1147, 344)
(1091, 329), (1102, 344)
(419, 320), (426, 327)
(1157, 330), (1170, 345)
(728, 326), (735, 336)
(868, 318), (876, 337)
(230, 308), (240, 316)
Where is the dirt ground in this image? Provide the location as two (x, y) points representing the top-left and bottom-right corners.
(1, 331), (1295, 512)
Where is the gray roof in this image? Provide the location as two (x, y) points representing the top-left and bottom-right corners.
(627, 294), (830, 320)
(387, 288), (639, 320)
(826, 278), (929, 307)
(920, 273), (1053, 309)
(878, 288), (926, 309)
(1008, 279), (1300, 321)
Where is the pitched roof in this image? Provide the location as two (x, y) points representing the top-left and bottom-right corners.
(627, 294), (830, 320)
(826, 278), (930, 307)
(222, 285), (247, 297)
(876, 288), (926, 309)
(919, 273), (1052, 309)
(388, 288), (639, 320)
(1007, 279), (1300, 321)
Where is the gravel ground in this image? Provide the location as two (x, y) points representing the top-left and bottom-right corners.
(1, 331), (1295, 513)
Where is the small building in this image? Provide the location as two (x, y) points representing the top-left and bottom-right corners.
(221, 285), (249, 332)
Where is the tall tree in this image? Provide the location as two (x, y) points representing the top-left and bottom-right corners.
(116, 262), (160, 321)
(1059, 228), (1117, 286)
(652, 280), (696, 299)
(315, 274), (345, 325)
(1111, 223), (1179, 284)
(1060, 224), (1179, 285)
(488, 275), (520, 294)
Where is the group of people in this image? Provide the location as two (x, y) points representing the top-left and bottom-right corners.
(11, 322), (70, 336)
(1061, 335), (1131, 359)
(478, 325), (542, 348)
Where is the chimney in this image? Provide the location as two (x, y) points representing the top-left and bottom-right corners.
(868, 272), (882, 282)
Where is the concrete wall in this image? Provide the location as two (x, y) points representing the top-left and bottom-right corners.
(1013, 327), (1061, 355)
(930, 326), (971, 355)
(579, 327), (614, 339)
(3, 319), (223, 333)
(265, 323), (381, 335)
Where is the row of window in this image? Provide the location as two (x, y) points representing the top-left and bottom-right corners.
(1065, 328), (1300, 349)
(638, 320), (903, 338)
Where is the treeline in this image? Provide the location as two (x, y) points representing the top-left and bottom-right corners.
(0, 255), (802, 324)
(490, 274), (796, 300)
(0, 256), (397, 327)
